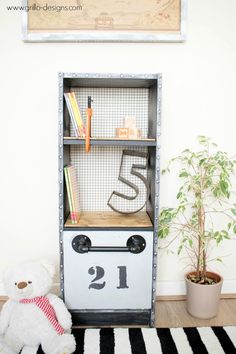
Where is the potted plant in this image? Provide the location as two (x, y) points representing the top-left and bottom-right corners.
(158, 136), (236, 319)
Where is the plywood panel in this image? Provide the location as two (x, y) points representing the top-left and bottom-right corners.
(64, 211), (153, 227)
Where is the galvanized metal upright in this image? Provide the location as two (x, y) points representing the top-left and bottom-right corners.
(58, 73), (162, 326)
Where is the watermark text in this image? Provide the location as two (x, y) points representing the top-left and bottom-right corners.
(7, 3), (82, 12)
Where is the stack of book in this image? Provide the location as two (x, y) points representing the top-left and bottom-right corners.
(64, 92), (86, 137)
(64, 165), (80, 224)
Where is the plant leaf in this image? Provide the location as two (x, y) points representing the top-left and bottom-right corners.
(231, 208), (236, 216)
(179, 171), (189, 178)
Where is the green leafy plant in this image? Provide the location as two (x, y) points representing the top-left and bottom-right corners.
(158, 136), (236, 284)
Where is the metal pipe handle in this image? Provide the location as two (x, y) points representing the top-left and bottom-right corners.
(72, 235), (146, 254)
(80, 246), (130, 253)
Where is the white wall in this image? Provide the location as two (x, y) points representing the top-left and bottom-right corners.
(0, 0), (236, 295)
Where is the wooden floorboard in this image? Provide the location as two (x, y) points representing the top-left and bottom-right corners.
(1, 299), (236, 327)
(155, 299), (236, 327)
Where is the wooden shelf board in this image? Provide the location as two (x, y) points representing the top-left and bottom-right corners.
(64, 211), (153, 228)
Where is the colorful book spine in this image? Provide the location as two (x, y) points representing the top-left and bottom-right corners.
(70, 166), (80, 223)
(67, 166), (78, 223)
(68, 92), (86, 137)
(64, 166), (76, 224)
(64, 165), (80, 224)
(64, 93), (80, 137)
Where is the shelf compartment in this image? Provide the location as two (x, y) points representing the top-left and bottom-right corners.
(64, 76), (157, 89)
(63, 137), (156, 147)
(63, 86), (152, 140)
(64, 211), (153, 228)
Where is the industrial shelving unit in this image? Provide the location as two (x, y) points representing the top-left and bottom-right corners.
(58, 73), (162, 326)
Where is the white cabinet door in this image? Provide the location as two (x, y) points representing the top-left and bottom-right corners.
(63, 230), (153, 310)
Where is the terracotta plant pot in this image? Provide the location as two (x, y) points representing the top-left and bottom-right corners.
(185, 271), (223, 319)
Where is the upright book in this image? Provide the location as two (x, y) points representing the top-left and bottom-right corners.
(64, 92), (86, 137)
(68, 92), (86, 137)
(64, 93), (80, 137)
(64, 165), (80, 224)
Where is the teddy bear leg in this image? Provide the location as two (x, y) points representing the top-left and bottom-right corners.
(41, 333), (76, 354)
(0, 340), (13, 354)
(21, 346), (39, 354)
(0, 342), (14, 354)
(0, 329), (23, 354)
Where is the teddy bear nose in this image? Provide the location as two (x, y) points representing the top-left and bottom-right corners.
(17, 282), (28, 289)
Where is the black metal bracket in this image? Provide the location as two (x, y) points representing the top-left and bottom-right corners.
(72, 235), (146, 254)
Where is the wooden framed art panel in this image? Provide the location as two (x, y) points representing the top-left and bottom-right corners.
(22, 0), (187, 42)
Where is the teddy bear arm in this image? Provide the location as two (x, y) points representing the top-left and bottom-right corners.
(0, 300), (15, 335)
(47, 294), (72, 331)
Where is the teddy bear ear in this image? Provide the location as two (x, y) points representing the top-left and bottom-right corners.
(40, 260), (55, 278)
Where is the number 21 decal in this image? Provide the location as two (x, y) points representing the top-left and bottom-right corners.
(88, 266), (129, 290)
(88, 266), (106, 290)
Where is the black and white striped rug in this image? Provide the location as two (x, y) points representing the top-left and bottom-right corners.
(37, 327), (236, 354)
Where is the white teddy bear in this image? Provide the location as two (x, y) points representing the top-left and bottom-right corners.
(0, 261), (76, 354)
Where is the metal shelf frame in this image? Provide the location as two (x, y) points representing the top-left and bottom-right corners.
(58, 72), (162, 327)
(63, 138), (157, 147)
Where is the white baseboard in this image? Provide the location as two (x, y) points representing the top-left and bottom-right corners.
(157, 281), (186, 296)
(221, 280), (236, 294)
(0, 281), (235, 298)
(157, 280), (236, 296)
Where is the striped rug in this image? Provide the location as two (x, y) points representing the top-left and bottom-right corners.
(37, 327), (236, 354)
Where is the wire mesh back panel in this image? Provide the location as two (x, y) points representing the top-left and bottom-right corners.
(70, 87), (149, 138)
(70, 145), (148, 212)
(68, 86), (149, 213)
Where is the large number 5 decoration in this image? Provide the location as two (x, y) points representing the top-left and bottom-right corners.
(107, 150), (149, 214)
